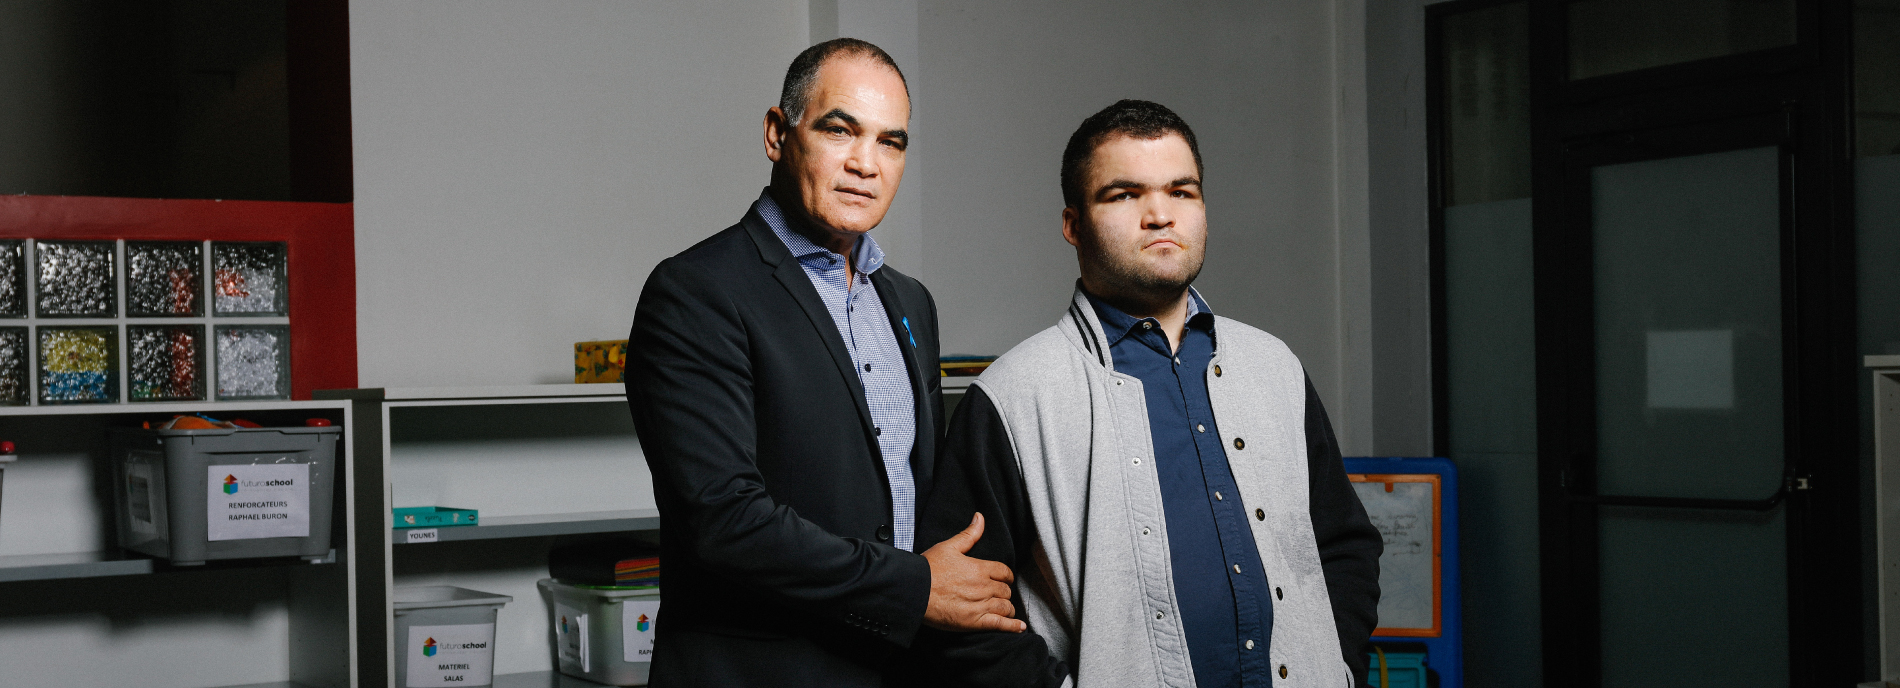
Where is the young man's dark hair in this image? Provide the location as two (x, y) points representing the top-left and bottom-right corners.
(780, 37), (910, 125)
(1059, 99), (1205, 209)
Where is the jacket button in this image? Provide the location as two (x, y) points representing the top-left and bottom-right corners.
(1214, 365), (1222, 376)
(1276, 586), (1284, 600)
(1233, 437), (1245, 450)
(875, 524), (891, 542)
(1255, 508), (1265, 521)
(1279, 665), (1288, 679)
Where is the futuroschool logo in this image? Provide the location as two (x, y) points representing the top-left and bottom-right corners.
(636, 613), (650, 632)
(223, 475), (239, 494)
(422, 637), (437, 657)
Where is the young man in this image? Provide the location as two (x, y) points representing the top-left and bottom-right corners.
(916, 100), (1383, 687)
(626, 39), (1022, 688)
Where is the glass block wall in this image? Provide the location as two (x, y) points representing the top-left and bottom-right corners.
(0, 239), (289, 404)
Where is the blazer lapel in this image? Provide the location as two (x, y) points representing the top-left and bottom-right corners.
(743, 211), (877, 437)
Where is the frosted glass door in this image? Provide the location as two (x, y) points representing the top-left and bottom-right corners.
(1589, 146), (1788, 687)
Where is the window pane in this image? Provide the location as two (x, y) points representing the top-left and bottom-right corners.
(1568, 0), (1795, 80)
(1442, 1), (1532, 205)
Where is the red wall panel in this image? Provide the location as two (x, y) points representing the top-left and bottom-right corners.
(0, 195), (356, 399)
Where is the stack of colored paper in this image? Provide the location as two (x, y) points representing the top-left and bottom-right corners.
(614, 555), (660, 586)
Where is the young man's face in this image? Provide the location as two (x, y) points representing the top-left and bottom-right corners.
(1063, 133), (1207, 302)
(765, 56), (910, 238)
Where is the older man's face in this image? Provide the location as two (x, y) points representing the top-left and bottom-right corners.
(766, 57), (910, 238)
(1063, 133), (1207, 300)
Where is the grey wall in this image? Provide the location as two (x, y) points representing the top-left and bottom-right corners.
(348, 0), (1388, 452)
(916, 0), (1377, 451)
(349, 0), (807, 388)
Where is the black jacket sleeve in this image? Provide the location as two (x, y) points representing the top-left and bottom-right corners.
(1303, 373), (1384, 687)
(909, 385), (1070, 687)
(627, 258), (931, 645)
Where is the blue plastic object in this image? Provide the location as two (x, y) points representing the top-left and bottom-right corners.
(1366, 650), (1428, 688)
(1346, 456), (1462, 688)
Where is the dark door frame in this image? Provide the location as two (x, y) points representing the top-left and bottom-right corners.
(1425, 0), (1863, 685)
(1522, 1), (1862, 686)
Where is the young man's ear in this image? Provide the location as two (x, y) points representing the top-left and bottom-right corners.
(1061, 206), (1082, 248)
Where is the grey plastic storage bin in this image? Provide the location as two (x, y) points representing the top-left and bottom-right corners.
(539, 578), (661, 686)
(395, 586), (512, 688)
(109, 425), (340, 565)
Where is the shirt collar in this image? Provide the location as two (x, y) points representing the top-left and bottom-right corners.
(1082, 287), (1215, 347)
(755, 189), (885, 274)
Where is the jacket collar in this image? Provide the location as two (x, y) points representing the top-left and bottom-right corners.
(1060, 283), (1215, 373)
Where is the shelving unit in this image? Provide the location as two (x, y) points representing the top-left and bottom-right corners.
(1870, 355), (1900, 686)
(319, 384), (653, 687)
(317, 379), (980, 686)
(0, 399), (357, 688)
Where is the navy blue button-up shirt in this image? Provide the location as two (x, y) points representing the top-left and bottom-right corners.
(1086, 290), (1273, 688)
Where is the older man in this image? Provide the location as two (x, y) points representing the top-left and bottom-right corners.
(626, 39), (1021, 688)
(916, 100), (1384, 688)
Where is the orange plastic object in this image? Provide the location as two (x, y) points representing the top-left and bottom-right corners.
(165, 415), (224, 430)
(304, 418), (332, 427)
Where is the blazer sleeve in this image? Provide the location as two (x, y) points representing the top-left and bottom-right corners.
(627, 257), (931, 645)
(909, 385), (1070, 688)
(1303, 373), (1384, 687)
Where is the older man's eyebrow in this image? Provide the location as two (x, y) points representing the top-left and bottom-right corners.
(881, 128), (910, 148)
(812, 108), (858, 129)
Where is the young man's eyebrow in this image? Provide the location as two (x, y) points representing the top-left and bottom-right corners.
(1097, 178), (1149, 194)
(1169, 176), (1202, 188)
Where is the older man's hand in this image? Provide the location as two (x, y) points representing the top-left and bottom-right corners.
(921, 513), (1027, 633)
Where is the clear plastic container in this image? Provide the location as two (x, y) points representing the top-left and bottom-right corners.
(394, 585), (513, 688)
(539, 578), (661, 686)
(109, 426), (339, 565)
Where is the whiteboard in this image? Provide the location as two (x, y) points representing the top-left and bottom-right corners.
(1352, 476), (1438, 634)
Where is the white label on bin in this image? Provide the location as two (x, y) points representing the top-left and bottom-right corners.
(406, 623), (495, 687)
(126, 461), (159, 537)
(206, 463), (310, 541)
(554, 603), (585, 671)
(623, 600), (660, 663)
(406, 529), (439, 544)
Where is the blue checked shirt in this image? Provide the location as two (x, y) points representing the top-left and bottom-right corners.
(757, 191), (919, 552)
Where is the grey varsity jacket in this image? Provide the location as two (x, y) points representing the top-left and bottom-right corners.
(912, 289), (1383, 688)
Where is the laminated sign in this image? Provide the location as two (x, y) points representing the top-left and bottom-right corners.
(623, 600), (660, 663)
(406, 624), (495, 687)
(206, 463), (310, 541)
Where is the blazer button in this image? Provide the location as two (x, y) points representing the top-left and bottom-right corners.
(1233, 437), (1245, 450)
(1279, 665), (1288, 679)
(1214, 365), (1223, 377)
(1276, 586), (1284, 600)
(1256, 508), (1265, 521)
(876, 524), (891, 542)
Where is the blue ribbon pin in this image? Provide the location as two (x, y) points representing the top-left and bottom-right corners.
(901, 316), (917, 347)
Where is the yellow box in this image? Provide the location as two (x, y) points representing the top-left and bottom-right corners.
(575, 340), (627, 384)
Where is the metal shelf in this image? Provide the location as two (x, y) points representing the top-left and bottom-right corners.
(392, 510), (660, 545)
(493, 670), (618, 688)
(0, 398), (349, 417)
(0, 549), (336, 583)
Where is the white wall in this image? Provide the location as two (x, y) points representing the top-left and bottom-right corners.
(350, 0), (1377, 450)
(350, 0), (808, 388)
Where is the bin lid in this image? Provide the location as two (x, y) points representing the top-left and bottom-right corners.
(393, 585), (513, 610)
(538, 578), (661, 599)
